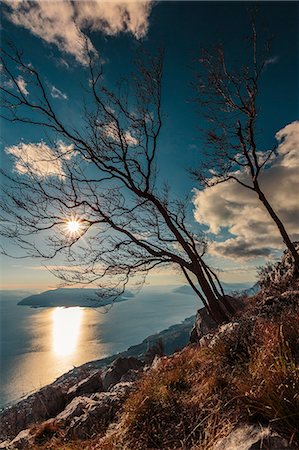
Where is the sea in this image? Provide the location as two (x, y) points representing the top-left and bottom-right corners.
(0, 285), (201, 409)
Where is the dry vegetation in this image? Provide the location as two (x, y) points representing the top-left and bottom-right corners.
(30, 280), (299, 450)
(100, 298), (298, 449)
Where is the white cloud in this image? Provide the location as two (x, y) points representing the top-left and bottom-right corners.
(124, 130), (138, 146)
(50, 85), (68, 100)
(5, 140), (75, 178)
(193, 121), (299, 261)
(3, 0), (153, 65)
(16, 75), (29, 96)
(102, 122), (138, 146)
(76, 1), (152, 39)
(3, 74), (29, 95)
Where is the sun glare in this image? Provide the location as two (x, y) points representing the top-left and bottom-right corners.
(66, 219), (81, 235)
(52, 307), (83, 357)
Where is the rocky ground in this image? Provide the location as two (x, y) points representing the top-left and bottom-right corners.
(1, 248), (298, 450)
(0, 316), (195, 449)
(0, 357), (143, 449)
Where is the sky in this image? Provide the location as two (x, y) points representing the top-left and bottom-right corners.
(0, 1), (298, 290)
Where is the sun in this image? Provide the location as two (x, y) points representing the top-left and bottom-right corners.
(66, 219), (81, 235)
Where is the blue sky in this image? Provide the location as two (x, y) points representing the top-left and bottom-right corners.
(1, 1), (298, 290)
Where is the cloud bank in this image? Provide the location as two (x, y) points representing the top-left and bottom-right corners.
(3, 0), (153, 64)
(193, 121), (299, 261)
(6, 141), (74, 178)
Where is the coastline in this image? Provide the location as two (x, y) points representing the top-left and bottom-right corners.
(0, 314), (195, 413)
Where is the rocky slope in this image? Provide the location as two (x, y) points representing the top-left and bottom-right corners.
(1, 249), (298, 450)
(0, 357), (143, 449)
(0, 316), (195, 447)
(2, 283), (298, 449)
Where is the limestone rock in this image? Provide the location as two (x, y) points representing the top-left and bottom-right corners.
(0, 356), (142, 445)
(0, 384), (66, 442)
(258, 289), (299, 318)
(1, 381), (136, 448)
(67, 370), (103, 400)
(208, 322), (239, 348)
(57, 381), (136, 439)
(189, 306), (218, 343)
(2, 429), (35, 450)
(259, 242), (299, 292)
(101, 357), (143, 391)
(0, 365), (98, 441)
(198, 332), (214, 347)
(213, 424), (293, 450)
(120, 368), (141, 383)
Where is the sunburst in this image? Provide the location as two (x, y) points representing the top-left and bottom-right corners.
(65, 217), (82, 236)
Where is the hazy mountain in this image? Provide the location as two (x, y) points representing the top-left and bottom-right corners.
(18, 288), (134, 308)
(173, 281), (257, 296)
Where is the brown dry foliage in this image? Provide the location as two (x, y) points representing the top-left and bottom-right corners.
(99, 303), (299, 449)
(30, 294), (299, 449)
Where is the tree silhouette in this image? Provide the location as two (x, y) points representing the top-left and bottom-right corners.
(193, 18), (299, 269)
(0, 46), (234, 324)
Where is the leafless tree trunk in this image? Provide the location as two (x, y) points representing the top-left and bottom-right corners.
(0, 46), (232, 324)
(193, 18), (299, 269)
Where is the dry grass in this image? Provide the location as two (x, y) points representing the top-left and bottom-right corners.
(98, 304), (299, 449)
(30, 293), (299, 449)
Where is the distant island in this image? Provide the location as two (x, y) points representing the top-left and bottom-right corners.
(173, 281), (258, 296)
(18, 288), (134, 308)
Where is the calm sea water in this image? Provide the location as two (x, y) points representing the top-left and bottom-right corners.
(0, 286), (200, 408)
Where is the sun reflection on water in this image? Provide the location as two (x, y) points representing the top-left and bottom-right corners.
(52, 307), (83, 357)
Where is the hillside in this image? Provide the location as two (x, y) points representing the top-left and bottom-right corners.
(1, 251), (298, 450)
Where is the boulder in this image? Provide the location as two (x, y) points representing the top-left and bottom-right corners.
(190, 307), (218, 343)
(120, 369), (141, 383)
(1, 381), (136, 448)
(67, 370), (103, 400)
(198, 332), (214, 347)
(258, 289), (299, 318)
(0, 384), (66, 442)
(56, 381), (136, 439)
(0, 365), (97, 441)
(101, 357), (143, 391)
(259, 242), (299, 292)
(208, 322), (239, 349)
(0, 356), (142, 444)
(190, 295), (246, 344)
(1, 429), (35, 450)
(213, 424), (293, 450)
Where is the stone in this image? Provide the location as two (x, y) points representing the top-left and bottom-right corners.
(0, 365), (97, 442)
(198, 332), (214, 347)
(120, 369), (141, 383)
(1, 381), (137, 448)
(189, 306), (218, 343)
(259, 242), (299, 292)
(0, 385), (66, 442)
(213, 424), (293, 450)
(67, 370), (103, 400)
(150, 355), (161, 370)
(3, 429), (35, 450)
(190, 296), (245, 344)
(258, 289), (299, 318)
(57, 381), (136, 439)
(208, 322), (239, 349)
(101, 357), (143, 391)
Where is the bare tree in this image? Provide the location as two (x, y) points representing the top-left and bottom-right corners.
(193, 18), (299, 269)
(0, 46), (234, 324)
